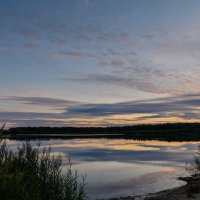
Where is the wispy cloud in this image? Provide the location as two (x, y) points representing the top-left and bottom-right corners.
(48, 51), (95, 60)
(1, 94), (200, 127)
(63, 73), (176, 95)
(64, 94), (200, 117)
(3, 96), (80, 107)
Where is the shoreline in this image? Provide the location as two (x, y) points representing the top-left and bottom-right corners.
(6, 123), (200, 142)
(101, 176), (200, 200)
(3, 133), (200, 142)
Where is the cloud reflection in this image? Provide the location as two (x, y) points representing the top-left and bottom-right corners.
(6, 139), (199, 198)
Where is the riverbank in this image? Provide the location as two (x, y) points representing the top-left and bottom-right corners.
(101, 176), (200, 200)
(144, 176), (200, 200)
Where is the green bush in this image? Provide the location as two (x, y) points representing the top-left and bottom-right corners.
(0, 140), (87, 200)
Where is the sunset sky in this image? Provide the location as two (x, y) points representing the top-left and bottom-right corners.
(1, 0), (200, 127)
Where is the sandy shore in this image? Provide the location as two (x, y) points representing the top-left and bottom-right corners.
(100, 176), (200, 200)
(144, 176), (200, 200)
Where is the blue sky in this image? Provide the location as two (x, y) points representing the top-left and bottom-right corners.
(1, 0), (200, 127)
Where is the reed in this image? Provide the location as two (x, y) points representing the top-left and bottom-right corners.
(0, 124), (87, 200)
(186, 146), (200, 176)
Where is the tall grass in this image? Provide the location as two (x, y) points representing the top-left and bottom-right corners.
(0, 124), (87, 200)
(186, 146), (200, 177)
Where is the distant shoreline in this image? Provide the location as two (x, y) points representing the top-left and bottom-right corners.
(3, 133), (200, 141)
(3, 133), (127, 140)
(4, 123), (200, 141)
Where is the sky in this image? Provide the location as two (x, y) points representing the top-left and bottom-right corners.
(1, 0), (200, 127)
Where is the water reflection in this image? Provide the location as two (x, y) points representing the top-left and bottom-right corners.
(6, 139), (199, 199)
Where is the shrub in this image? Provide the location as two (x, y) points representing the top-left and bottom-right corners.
(0, 140), (87, 200)
(186, 146), (200, 176)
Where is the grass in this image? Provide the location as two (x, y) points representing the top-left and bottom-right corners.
(185, 146), (200, 196)
(186, 146), (200, 176)
(0, 124), (87, 200)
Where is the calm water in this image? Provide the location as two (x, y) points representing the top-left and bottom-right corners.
(6, 139), (200, 199)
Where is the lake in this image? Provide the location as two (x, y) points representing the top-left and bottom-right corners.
(6, 139), (200, 199)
